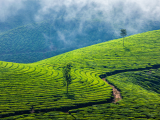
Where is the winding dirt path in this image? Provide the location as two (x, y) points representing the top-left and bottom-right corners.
(102, 78), (122, 103)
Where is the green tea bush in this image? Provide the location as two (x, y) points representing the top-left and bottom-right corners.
(1, 29), (160, 119)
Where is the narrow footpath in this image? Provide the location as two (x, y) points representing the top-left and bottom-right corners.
(102, 78), (122, 103)
(1, 64), (160, 119)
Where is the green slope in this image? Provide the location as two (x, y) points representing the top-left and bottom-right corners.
(0, 29), (160, 119)
(37, 29), (160, 71)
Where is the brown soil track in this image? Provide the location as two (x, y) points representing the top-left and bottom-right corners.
(102, 78), (122, 103)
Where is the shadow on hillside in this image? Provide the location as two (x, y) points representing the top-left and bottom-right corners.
(124, 47), (130, 51)
(65, 93), (75, 100)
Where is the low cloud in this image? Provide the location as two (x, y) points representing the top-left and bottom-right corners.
(0, 0), (24, 22)
(34, 0), (160, 36)
(0, 0), (160, 38)
(57, 31), (67, 44)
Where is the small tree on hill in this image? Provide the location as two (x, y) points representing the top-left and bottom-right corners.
(120, 29), (127, 46)
(63, 63), (72, 94)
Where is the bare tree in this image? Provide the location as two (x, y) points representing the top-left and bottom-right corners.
(120, 29), (127, 46)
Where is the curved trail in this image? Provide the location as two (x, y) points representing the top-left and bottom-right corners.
(1, 64), (160, 119)
(99, 64), (160, 79)
(102, 78), (122, 103)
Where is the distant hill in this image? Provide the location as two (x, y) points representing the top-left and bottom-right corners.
(0, 18), (117, 63)
(0, 29), (160, 119)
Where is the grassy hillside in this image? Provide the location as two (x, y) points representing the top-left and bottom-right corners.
(0, 29), (160, 119)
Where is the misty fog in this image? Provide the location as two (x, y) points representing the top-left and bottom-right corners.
(0, 0), (160, 63)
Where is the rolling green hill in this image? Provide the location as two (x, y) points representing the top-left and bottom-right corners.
(0, 29), (160, 119)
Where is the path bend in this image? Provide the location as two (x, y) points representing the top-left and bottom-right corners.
(102, 78), (122, 103)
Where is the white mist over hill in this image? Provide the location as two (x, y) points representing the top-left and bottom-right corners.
(0, 0), (160, 36)
(0, 0), (160, 63)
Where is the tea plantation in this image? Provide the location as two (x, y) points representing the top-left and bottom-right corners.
(0, 29), (160, 119)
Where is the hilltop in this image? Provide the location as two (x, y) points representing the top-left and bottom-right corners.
(0, 29), (160, 119)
